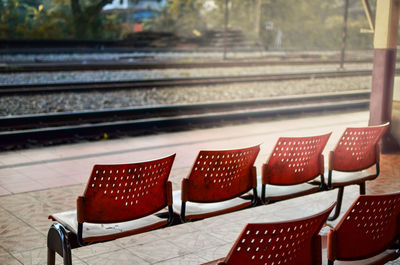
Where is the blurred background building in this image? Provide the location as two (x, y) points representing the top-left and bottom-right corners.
(103, 0), (167, 32)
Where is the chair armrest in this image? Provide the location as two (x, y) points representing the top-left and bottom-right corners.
(320, 154), (325, 175)
(376, 143), (381, 163)
(327, 229), (337, 262)
(166, 181), (173, 206)
(181, 178), (189, 203)
(251, 166), (257, 189)
(261, 163), (268, 185)
(328, 151), (334, 171)
(76, 196), (85, 224)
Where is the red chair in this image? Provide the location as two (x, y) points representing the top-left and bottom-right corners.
(47, 154), (175, 265)
(326, 123), (389, 220)
(173, 145), (260, 222)
(326, 192), (400, 264)
(203, 203), (336, 265)
(259, 133), (331, 204)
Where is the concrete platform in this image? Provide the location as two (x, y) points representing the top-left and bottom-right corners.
(0, 110), (399, 264)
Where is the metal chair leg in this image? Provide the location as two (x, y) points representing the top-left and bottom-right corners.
(47, 223), (72, 265)
(328, 187), (344, 221)
(47, 247), (55, 265)
(180, 201), (186, 223)
(251, 188), (258, 206)
(360, 182), (366, 195)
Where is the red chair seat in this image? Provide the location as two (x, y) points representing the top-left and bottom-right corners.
(256, 176), (321, 201)
(173, 191), (252, 221)
(50, 209), (169, 243)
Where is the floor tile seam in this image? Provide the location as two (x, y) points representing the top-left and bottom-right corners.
(0, 181), (86, 197)
(123, 244), (172, 264)
(162, 237), (200, 257)
(71, 254), (90, 265)
(0, 175), (44, 189)
(163, 230), (228, 252)
(0, 185), (15, 195)
(8, 246), (48, 257)
(148, 251), (203, 265)
(191, 244), (229, 264)
(151, 252), (208, 264)
(78, 246), (149, 264)
(9, 163), (72, 181)
(0, 185), (49, 197)
(1, 252), (24, 265)
(0, 115), (368, 170)
(0, 206), (48, 238)
(0, 246), (15, 260)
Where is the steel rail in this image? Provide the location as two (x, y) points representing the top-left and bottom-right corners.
(0, 59), (373, 73)
(0, 91), (370, 150)
(0, 69), (376, 95)
(0, 90), (370, 131)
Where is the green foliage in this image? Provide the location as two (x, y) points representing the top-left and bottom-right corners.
(145, 0), (207, 37)
(0, 0), (119, 40)
(0, 0), (26, 38)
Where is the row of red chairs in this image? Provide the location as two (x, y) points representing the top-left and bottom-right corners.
(47, 123), (391, 265)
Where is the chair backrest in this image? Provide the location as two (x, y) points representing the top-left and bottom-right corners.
(221, 203), (336, 265)
(185, 145), (260, 202)
(330, 123), (389, 171)
(328, 192), (400, 261)
(263, 133), (331, 185)
(78, 154), (175, 223)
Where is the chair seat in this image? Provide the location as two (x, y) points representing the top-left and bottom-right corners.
(173, 191), (252, 220)
(50, 210), (168, 242)
(329, 170), (376, 186)
(256, 177), (320, 202)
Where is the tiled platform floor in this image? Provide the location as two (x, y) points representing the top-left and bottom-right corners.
(0, 110), (399, 264)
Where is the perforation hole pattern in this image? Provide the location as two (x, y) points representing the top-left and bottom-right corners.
(83, 154), (175, 223)
(335, 193), (400, 259)
(266, 134), (330, 185)
(333, 125), (387, 171)
(225, 207), (332, 265)
(187, 145), (260, 202)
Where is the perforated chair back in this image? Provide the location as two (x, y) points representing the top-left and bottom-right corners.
(331, 123), (388, 172)
(78, 154), (175, 223)
(185, 145), (260, 202)
(220, 203), (336, 265)
(263, 133), (331, 185)
(328, 192), (400, 262)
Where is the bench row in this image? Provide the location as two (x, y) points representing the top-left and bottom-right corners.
(47, 123), (389, 265)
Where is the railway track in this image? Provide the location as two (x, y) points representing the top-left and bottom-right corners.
(0, 69), (376, 95)
(0, 59), (372, 73)
(0, 90), (370, 150)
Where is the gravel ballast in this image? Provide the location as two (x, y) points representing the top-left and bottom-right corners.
(1, 76), (371, 116)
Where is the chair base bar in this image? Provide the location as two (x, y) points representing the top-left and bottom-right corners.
(47, 223), (74, 265)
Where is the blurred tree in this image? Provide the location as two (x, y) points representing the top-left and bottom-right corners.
(0, 0), (120, 39)
(16, 0), (73, 39)
(70, 0), (113, 39)
(0, 0), (27, 38)
(145, 0), (207, 37)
